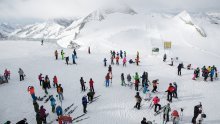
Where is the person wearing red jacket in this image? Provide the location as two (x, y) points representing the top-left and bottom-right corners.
(166, 83), (175, 102)
(89, 78), (94, 92)
(172, 110), (180, 124)
(28, 86), (37, 101)
(152, 96), (161, 112)
(53, 76), (58, 88)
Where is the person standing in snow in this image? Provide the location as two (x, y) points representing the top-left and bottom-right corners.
(88, 47), (91, 54)
(120, 50), (123, 59)
(171, 110), (180, 124)
(122, 57), (127, 67)
(192, 103), (203, 124)
(56, 105), (63, 118)
(61, 50), (65, 60)
(108, 65), (112, 74)
(55, 50), (58, 60)
(53, 76), (58, 88)
(82, 96), (88, 113)
(57, 84), (64, 101)
(166, 83), (175, 102)
(151, 79), (159, 93)
(28, 86), (37, 101)
(18, 68), (24, 81)
(163, 103), (171, 123)
(177, 63), (183, 76)
(163, 53), (167, 62)
(38, 73), (44, 86)
(42, 80), (48, 95)
(65, 56), (69, 65)
(203, 68), (209, 81)
(210, 67), (215, 81)
(116, 56), (119, 65)
(135, 57), (140, 66)
(105, 73), (110, 87)
(152, 96), (161, 112)
(16, 118), (28, 124)
(124, 51), (126, 58)
(72, 53), (76, 64)
(45, 75), (51, 89)
(141, 72), (148, 87)
(50, 95), (56, 113)
(4, 69), (10, 81)
(127, 74), (132, 84)
(80, 77), (86, 91)
(104, 58), (107, 67)
(39, 106), (47, 124)
(41, 40), (43, 45)
(36, 112), (42, 124)
(134, 92), (142, 110)
(33, 100), (39, 113)
(134, 72), (140, 91)
(212, 65), (218, 78)
(87, 89), (95, 102)
(121, 73), (125, 86)
(173, 82), (178, 98)
(73, 49), (77, 58)
(89, 78), (95, 92)
(111, 56), (114, 65)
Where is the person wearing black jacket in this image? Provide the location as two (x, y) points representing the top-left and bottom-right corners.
(80, 77), (86, 91)
(134, 92), (142, 110)
(192, 103), (202, 124)
(177, 63), (183, 76)
(16, 118), (28, 124)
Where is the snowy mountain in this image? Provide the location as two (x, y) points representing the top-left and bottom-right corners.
(0, 23), (15, 39)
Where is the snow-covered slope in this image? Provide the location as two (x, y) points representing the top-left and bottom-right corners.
(0, 23), (15, 39)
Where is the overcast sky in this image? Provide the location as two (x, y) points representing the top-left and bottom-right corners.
(0, 0), (220, 23)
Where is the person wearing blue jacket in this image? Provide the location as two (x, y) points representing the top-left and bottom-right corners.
(143, 82), (149, 94)
(50, 96), (56, 113)
(56, 105), (62, 117)
(210, 67), (215, 81)
(82, 96), (88, 113)
(72, 54), (76, 64)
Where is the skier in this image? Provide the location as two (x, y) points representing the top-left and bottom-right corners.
(120, 50), (123, 58)
(42, 80), (48, 94)
(16, 118), (28, 124)
(80, 77), (86, 91)
(108, 65), (112, 74)
(41, 39), (43, 45)
(65, 56), (69, 65)
(141, 72), (148, 87)
(57, 84), (64, 100)
(28, 86), (37, 101)
(134, 72), (140, 91)
(124, 51), (126, 58)
(152, 79), (159, 93)
(73, 49), (77, 58)
(33, 100), (39, 113)
(50, 95), (56, 113)
(53, 76), (58, 88)
(89, 78), (95, 92)
(141, 117), (147, 124)
(134, 92), (142, 110)
(116, 56), (119, 65)
(135, 57), (140, 66)
(56, 105), (63, 117)
(203, 68), (209, 81)
(122, 57), (127, 67)
(171, 110), (180, 124)
(18, 68), (24, 81)
(163, 103), (171, 123)
(166, 83), (175, 102)
(45, 75), (51, 89)
(72, 53), (76, 64)
(192, 103), (202, 124)
(38, 73), (44, 86)
(111, 56), (114, 65)
(187, 64), (191, 70)
(39, 105), (47, 124)
(36, 112), (42, 124)
(173, 82), (178, 98)
(152, 96), (161, 112)
(82, 96), (88, 113)
(213, 65), (218, 78)
(143, 82), (149, 94)
(88, 46), (90, 54)
(163, 53), (167, 62)
(195, 67), (200, 78)
(201, 66), (206, 77)
(177, 63), (183, 76)
(55, 50), (58, 60)
(127, 74), (132, 84)
(87, 89), (95, 102)
(105, 73), (110, 87)
(121, 73), (125, 86)
(104, 58), (107, 67)
(61, 50), (65, 60)
(210, 67), (215, 81)
(169, 58), (174, 66)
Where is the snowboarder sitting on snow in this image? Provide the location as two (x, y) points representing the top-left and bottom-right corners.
(129, 59), (135, 64)
(87, 89), (95, 102)
(28, 86), (37, 101)
(80, 77), (86, 91)
(163, 103), (171, 123)
(16, 118), (28, 124)
(134, 92), (142, 110)
(152, 96), (161, 112)
(192, 103), (202, 124)
(82, 96), (88, 113)
(171, 110), (180, 124)
(18, 68), (24, 81)
(50, 95), (56, 113)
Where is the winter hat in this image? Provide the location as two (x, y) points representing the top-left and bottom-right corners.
(169, 83), (172, 85)
(143, 117), (146, 121)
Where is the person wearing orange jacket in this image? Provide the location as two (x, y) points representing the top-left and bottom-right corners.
(152, 96), (161, 112)
(166, 83), (175, 102)
(53, 76), (58, 88)
(28, 86), (37, 101)
(89, 78), (94, 92)
(116, 56), (119, 65)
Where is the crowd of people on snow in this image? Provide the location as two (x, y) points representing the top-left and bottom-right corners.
(2, 47), (213, 124)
